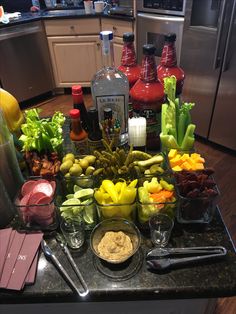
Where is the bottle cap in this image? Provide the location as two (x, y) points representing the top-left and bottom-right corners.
(143, 44), (156, 55)
(69, 109), (80, 119)
(104, 107), (112, 120)
(100, 31), (113, 41)
(72, 85), (82, 95)
(123, 32), (134, 42)
(164, 33), (176, 42)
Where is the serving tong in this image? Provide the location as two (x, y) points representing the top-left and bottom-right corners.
(41, 237), (89, 297)
(146, 246), (227, 271)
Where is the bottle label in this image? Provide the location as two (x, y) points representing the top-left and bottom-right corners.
(133, 101), (162, 149)
(140, 56), (157, 82)
(96, 95), (126, 134)
(161, 43), (177, 67)
(121, 43), (136, 67)
(88, 139), (104, 154)
(71, 138), (88, 155)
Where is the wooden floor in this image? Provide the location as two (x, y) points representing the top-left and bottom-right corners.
(28, 92), (236, 314)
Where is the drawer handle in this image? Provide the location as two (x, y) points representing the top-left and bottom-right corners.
(70, 25), (75, 30)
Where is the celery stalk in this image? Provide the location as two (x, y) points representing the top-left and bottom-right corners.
(180, 124), (196, 150)
(177, 112), (186, 146)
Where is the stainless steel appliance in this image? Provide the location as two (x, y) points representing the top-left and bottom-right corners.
(0, 21), (54, 103)
(181, 0), (236, 151)
(137, 0), (186, 65)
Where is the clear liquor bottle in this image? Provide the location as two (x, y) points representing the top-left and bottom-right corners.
(91, 31), (129, 146)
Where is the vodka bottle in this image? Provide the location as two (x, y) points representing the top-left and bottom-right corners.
(91, 31), (129, 146)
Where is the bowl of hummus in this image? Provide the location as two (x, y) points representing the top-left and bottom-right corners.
(90, 218), (141, 264)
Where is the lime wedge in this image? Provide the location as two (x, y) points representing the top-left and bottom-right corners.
(83, 204), (95, 225)
(62, 198), (81, 206)
(66, 194), (75, 199)
(74, 188), (94, 200)
(73, 185), (82, 193)
(72, 206), (84, 215)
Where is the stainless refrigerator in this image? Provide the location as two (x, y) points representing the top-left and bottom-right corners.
(180, 0), (236, 151)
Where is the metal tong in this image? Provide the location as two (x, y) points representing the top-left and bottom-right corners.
(41, 239), (89, 297)
(146, 246), (227, 271)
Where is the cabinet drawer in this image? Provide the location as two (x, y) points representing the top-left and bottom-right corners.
(101, 18), (133, 37)
(44, 18), (100, 36)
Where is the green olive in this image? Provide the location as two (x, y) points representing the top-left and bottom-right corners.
(84, 155), (96, 165)
(69, 164), (83, 176)
(79, 158), (89, 169)
(65, 153), (75, 163)
(60, 160), (74, 174)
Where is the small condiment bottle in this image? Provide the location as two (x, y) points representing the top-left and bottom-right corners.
(87, 107), (103, 153)
(130, 44), (165, 151)
(157, 33), (185, 96)
(69, 109), (88, 155)
(72, 85), (89, 132)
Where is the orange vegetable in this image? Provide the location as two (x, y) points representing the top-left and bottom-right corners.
(150, 190), (174, 202)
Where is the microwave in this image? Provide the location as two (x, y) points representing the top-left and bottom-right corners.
(136, 0), (186, 16)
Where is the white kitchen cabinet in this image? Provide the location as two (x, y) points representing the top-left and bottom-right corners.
(101, 18), (134, 67)
(44, 19), (101, 87)
(44, 17), (134, 87)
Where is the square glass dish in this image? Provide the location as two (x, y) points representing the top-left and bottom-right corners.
(176, 190), (219, 224)
(56, 176), (97, 231)
(174, 170), (219, 224)
(137, 175), (177, 231)
(96, 201), (137, 222)
(14, 178), (58, 231)
(166, 149), (206, 173)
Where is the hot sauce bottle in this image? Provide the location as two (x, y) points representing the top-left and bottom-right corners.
(72, 85), (89, 132)
(157, 33), (185, 95)
(130, 44), (164, 151)
(69, 109), (88, 155)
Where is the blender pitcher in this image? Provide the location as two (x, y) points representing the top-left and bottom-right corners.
(0, 109), (24, 201)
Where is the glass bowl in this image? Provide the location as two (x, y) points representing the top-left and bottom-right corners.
(56, 176), (97, 230)
(90, 218), (141, 264)
(14, 178), (58, 231)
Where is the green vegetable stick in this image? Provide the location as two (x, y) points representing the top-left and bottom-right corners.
(177, 112), (186, 146)
(180, 124), (196, 150)
(161, 103), (168, 134)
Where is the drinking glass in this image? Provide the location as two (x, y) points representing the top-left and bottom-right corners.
(149, 214), (174, 247)
(60, 218), (85, 249)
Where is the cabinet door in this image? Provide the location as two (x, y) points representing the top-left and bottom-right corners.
(101, 18), (133, 37)
(47, 36), (102, 87)
(113, 37), (123, 67)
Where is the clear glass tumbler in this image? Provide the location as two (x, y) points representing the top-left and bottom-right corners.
(149, 214), (174, 247)
(60, 218), (85, 249)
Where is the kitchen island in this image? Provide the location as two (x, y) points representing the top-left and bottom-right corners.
(0, 206), (236, 314)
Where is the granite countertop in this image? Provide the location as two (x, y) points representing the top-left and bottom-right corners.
(0, 9), (135, 29)
(0, 208), (236, 304)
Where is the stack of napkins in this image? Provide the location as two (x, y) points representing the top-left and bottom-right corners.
(0, 228), (43, 290)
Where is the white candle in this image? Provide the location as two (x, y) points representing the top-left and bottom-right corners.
(128, 117), (147, 147)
